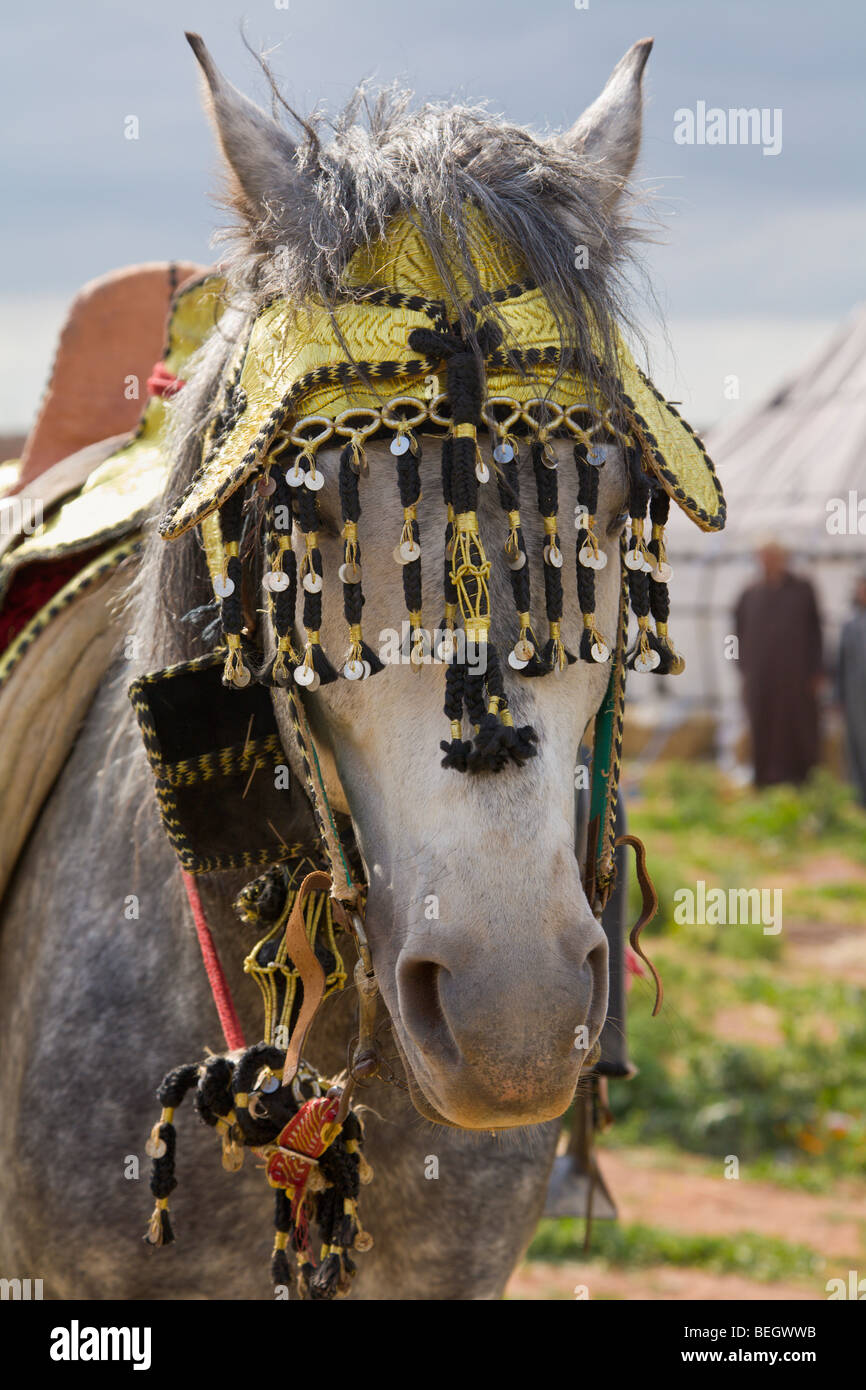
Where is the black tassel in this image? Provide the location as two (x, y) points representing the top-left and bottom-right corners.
(309, 1252), (343, 1301)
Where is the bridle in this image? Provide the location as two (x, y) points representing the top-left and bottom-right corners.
(134, 210), (723, 1296)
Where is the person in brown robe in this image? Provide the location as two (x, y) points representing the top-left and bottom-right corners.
(734, 543), (823, 787)
(836, 574), (866, 805)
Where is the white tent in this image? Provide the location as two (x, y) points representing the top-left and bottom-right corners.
(629, 305), (866, 764)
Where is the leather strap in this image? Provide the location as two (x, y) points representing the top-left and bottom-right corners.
(615, 832), (663, 1016)
(281, 870), (333, 1084)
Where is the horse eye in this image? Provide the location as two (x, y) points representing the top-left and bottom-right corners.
(607, 509), (629, 536)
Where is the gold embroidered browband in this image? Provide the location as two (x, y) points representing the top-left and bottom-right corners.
(156, 208), (725, 775)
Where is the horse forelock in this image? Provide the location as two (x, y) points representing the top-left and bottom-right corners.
(214, 72), (649, 392)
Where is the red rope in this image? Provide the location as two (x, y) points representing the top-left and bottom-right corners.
(180, 870), (246, 1051)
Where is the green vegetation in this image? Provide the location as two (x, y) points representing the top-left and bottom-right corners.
(608, 763), (866, 1188)
(528, 1219), (824, 1284)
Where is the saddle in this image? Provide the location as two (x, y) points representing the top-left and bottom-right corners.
(0, 262), (211, 901)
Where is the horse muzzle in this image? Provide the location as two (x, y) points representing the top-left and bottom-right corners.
(384, 907), (609, 1130)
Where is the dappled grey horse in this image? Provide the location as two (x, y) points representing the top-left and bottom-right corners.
(0, 36), (657, 1299)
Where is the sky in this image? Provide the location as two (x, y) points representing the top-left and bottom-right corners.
(1, 0), (864, 433)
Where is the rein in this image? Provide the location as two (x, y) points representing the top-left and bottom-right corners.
(180, 870), (246, 1051)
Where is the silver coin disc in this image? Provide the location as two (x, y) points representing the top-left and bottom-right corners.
(579, 545), (607, 571)
(436, 637), (455, 662)
(634, 649), (661, 673)
(544, 544), (564, 569)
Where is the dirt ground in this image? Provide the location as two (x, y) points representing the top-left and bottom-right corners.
(508, 1262), (819, 1301)
(507, 904), (866, 1301)
(507, 1148), (866, 1299)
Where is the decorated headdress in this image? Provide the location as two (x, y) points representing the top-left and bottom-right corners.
(158, 207), (723, 785)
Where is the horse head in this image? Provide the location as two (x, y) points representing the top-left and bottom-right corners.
(152, 34), (721, 1132)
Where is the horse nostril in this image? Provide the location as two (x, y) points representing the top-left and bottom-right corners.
(397, 957), (460, 1064)
(585, 937), (610, 1031)
(587, 939), (608, 979)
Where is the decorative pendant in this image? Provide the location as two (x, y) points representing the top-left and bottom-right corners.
(263, 571), (289, 592)
(651, 561), (673, 583)
(302, 572), (323, 595)
(256, 474), (276, 497)
(338, 562), (362, 584)
(544, 543), (564, 569)
(493, 441), (515, 464)
(294, 664), (320, 689)
(634, 649), (661, 673)
(343, 659), (365, 681)
(475, 460), (490, 483)
(515, 638), (535, 663)
(509, 637), (535, 670)
(304, 469), (324, 492)
(506, 549), (527, 571)
(625, 549), (646, 571)
(436, 634), (455, 662)
(390, 435), (410, 456)
(579, 545), (607, 571)
(399, 540), (421, 563)
(285, 462), (306, 488)
(591, 641), (611, 664)
(213, 574), (234, 598)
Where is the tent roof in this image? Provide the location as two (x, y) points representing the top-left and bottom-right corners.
(668, 303), (866, 557)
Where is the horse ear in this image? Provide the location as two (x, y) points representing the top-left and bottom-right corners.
(559, 38), (653, 204)
(186, 32), (305, 221)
